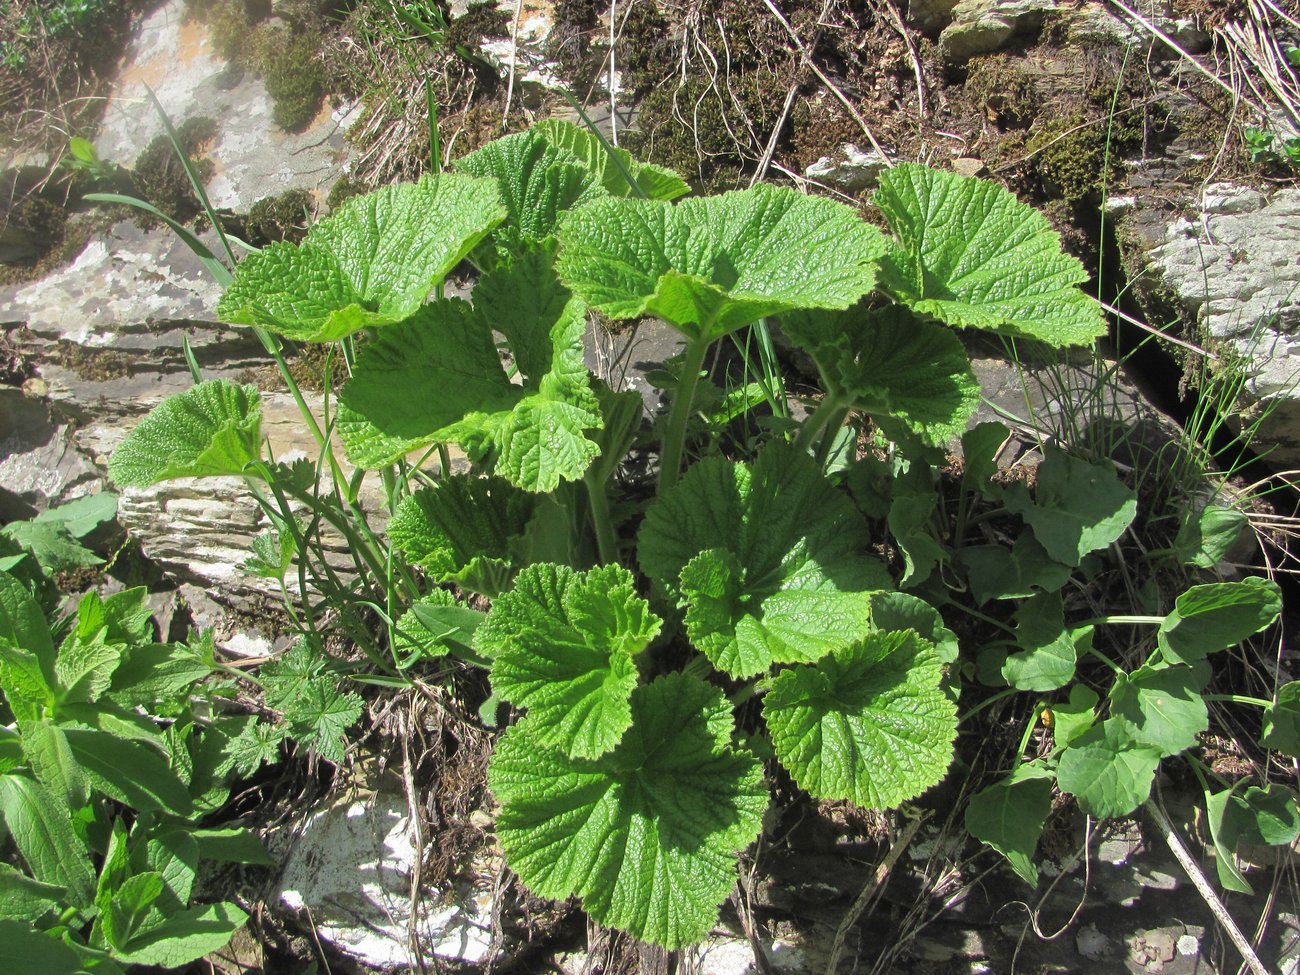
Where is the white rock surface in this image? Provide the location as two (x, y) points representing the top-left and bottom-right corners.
(276, 791), (498, 970)
(804, 143), (890, 192)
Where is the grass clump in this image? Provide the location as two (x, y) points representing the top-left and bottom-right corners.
(130, 116), (217, 226)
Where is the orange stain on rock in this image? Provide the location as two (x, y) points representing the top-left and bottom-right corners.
(116, 14), (214, 92)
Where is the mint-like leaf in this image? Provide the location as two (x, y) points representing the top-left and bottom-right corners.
(874, 164), (1105, 346)
(109, 381), (263, 487)
(488, 673), (767, 949)
(557, 184), (887, 341)
(763, 630), (957, 809)
(779, 304), (979, 445)
(535, 120), (690, 200)
(639, 445), (889, 678)
(1003, 445), (1136, 567)
(217, 174), (505, 341)
(481, 564), (661, 759)
(388, 475), (537, 596)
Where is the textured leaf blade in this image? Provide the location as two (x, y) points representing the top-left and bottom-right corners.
(482, 564), (660, 759)
(874, 164), (1105, 346)
(780, 304), (979, 444)
(639, 445), (888, 678)
(489, 673), (766, 949)
(63, 728), (193, 815)
(456, 129), (605, 245)
(113, 901), (248, 967)
(109, 381), (263, 487)
(0, 774), (94, 905)
(535, 120), (690, 200)
(218, 174), (506, 341)
(0, 920), (83, 972)
(763, 630), (957, 809)
(389, 475), (537, 596)
(557, 185), (887, 340)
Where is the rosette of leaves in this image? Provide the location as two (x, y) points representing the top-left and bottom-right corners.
(873, 164), (1106, 346)
(638, 443), (891, 678)
(216, 173), (507, 342)
(488, 672), (767, 949)
(555, 183), (888, 341)
(779, 303), (980, 446)
(336, 246), (602, 491)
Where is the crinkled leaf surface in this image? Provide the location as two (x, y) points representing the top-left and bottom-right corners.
(1157, 577), (1282, 663)
(638, 445), (889, 678)
(456, 129), (606, 246)
(1003, 444), (1136, 567)
(109, 381), (263, 487)
(779, 304), (979, 444)
(869, 591), (960, 664)
(964, 764), (1054, 885)
(489, 673), (767, 949)
(1055, 719), (1161, 819)
(0, 774), (94, 905)
(337, 258), (601, 490)
(388, 475), (537, 596)
(556, 184), (887, 340)
(874, 164), (1105, 345)
(217, 173), (505, 341)
(535, 120), (690, 200)
(1263, 681), (1300, 756)
(481, 564), (661, 759)
(763, 630), (957, 809)
(1109, 662), (1210, 757)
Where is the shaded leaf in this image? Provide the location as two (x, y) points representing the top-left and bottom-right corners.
(1158, 577), (1281, 663)
(1055, 720), (1161, 819)
(964, 764), (1054, 885)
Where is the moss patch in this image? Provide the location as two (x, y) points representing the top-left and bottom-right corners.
(246, 188), (314, 245)
(129, 116), (217, 227)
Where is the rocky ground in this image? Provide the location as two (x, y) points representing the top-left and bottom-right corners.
(2, 0), (1300, 971)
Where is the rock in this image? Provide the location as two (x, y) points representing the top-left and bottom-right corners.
(952, 156), (986, 178)
(905, 0), (963, 35)
(1076, 923), (1111, 960)
(1062, 1), (1210, 54)
(479, 3), (566, 96)
(939, 0), (1056, 66)
(275, 789), (502, 970)
(804, 144), (890, 193)
(0, 388), (104, 520)
(93, 0), (357, 211)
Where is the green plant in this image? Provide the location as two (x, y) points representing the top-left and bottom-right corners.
(0, 575), (279, 968)
(1, 492), (117, 577)
(105, 119), (1290, 947)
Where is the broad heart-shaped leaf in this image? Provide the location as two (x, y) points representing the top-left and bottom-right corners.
(964, 764), (1054, 885)
(1262, 681), (1300, 756)
(337, 257), (602, 491)
(388, 475), (537, 597)
(763, 630), (957, 809)
(1172, 503), (1249, 569)
(480, 564), (661, 759)
(1109, 662), (1210, 758)
(1054, 719), (1162, 819)
(534, 120), (690, 200)
(109, 381), (263, 487)
(1207, 783), (1300, 893)
(956, 532), (1072, 605)
(556, 184), (887, 341)
(1003, 444), (1136, 567)
(1001, 592), (1087, 692)
(1157, 577), (1282, 664)
(778, 304), (979, 445)
(489, 673), (767, 949)
(455, 129), (606, 249)
(217, 173), (505, 341)
(873, 164), (1105, 346)
(638, 444), (890, 679)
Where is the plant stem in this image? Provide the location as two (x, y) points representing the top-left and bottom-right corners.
(793, 391), (848, 455)
(658, 334), (711, 492)
(1080, 614), (1165, 627)
(1203, 693), (1273, 708)
(585, 470), (618, 565)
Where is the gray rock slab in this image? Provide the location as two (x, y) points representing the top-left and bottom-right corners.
(1062, 0), (1210, 53)
(939, 0), (1056, 66)
(94, 0), (357, 211)
(804, 143), (890, 193)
